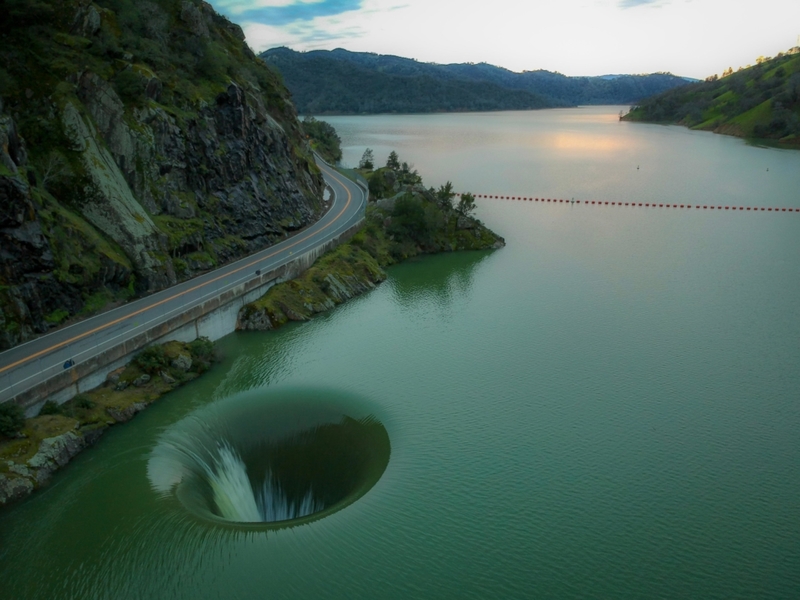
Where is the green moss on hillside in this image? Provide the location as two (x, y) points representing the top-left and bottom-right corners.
(624, 50), (800, 146)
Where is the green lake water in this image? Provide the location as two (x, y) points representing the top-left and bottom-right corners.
(1, 107), (799, 599)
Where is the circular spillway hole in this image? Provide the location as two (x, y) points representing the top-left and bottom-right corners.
(147, 388), (390, 528)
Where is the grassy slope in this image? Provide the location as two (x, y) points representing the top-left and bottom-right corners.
(623, 51), (800, 146)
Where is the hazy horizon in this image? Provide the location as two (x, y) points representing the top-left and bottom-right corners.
(208, 0), (800, 80)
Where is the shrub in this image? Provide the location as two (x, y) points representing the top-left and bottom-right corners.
(114, 69), (146, 105)
(390, 195), (431, 245)
(39, 400), (63, 416)
(188, 337), (214, 374)
(0, 403), (25, 437)
(73, 394), (95, 410)
(188, 337), (214, 360)
(135, 345), (170, 375)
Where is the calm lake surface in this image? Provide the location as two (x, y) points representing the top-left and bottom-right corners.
(2, 107), (799, 599)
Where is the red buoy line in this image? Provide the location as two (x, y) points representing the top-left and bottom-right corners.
(455, 193), (798, 213)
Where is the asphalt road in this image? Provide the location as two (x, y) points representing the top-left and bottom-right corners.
(0, 159), (367, 404)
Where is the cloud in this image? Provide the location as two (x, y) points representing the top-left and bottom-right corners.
(618, 0), (668, 7)
(244, 18), (366, 51)
(213, 0), (364, 25)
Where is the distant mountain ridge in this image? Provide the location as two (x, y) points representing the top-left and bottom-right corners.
(261, 47), (695, 114)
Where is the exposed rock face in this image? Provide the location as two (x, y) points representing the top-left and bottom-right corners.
(239, 257), (387, 331)
(62, 101), (175, 289)
(106, 402), (147, 423)
(26, 431), (86, 484)
(0, 1), (324, 350)
(238, 271), (386, 331)
(0, 110), (79, 348)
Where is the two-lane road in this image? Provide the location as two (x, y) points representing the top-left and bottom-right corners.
(0, 159), (367, 405)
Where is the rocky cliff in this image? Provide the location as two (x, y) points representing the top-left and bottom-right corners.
(0, 0), (323, 350)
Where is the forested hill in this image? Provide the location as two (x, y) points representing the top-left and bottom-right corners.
(261, 48), (556, 114)
(260, 47), (695, 114)
(623, 49), (800, 146)
(0, 0), (322, 350)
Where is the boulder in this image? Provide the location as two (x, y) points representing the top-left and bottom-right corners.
(26, 431), (85, 484)
(171, 354), (192, 372)
(80, 423), (108, 446)
(0, 474), (34, 505)
(132, 374), (151, 387)
(107, 402), (147, 423)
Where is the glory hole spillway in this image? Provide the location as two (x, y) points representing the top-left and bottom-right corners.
(147, 388), (391, 528)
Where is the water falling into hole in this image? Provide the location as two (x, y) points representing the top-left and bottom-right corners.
(202, 442), (323, 523)
(148, 388), (390, 527)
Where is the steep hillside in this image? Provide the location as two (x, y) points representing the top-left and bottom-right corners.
(261, 47), (694, 113)
(623, 49), (800, 145)
(0, 0), (323, 350)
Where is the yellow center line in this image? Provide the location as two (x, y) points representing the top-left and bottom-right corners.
(0, 166), (355, 375)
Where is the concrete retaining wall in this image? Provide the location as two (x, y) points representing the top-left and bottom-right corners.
(16, 218), (364, 415)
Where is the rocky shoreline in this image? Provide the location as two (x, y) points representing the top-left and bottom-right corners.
(0, 338), (215, 507)
(239, 184), (504, 331)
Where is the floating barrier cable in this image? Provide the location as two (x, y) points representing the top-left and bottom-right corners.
(454, 193), (797, 213)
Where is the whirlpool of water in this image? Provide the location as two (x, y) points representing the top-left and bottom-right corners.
(147, 388), (391, 527)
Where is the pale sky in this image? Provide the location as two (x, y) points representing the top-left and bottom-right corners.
(208, 0), (800, 79)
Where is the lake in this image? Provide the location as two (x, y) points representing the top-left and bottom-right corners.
(1, 107), (799, 599)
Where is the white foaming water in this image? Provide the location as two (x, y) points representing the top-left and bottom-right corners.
(204, 442), (262, 522)
(203, 442), (322, 523)
(258, 474), (321, 523)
